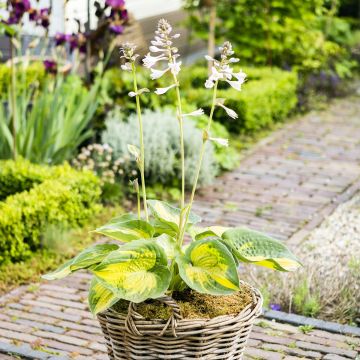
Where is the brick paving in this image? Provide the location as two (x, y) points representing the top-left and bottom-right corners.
(1, 97), (360, 359)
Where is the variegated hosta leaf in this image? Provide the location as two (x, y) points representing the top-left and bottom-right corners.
(93, 213), (154, 242)
(222, 228), (301, 271)
(42, 244), (119, 280)
(88, 277), (119, 315)
(93, 240), (171, 303)
(176, 239), (239, 295)
(192, 226), (230, 241)
(154, 234), (179, 260)
(148, 200), (201, 235)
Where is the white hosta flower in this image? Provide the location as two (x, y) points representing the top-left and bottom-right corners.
(128, 88), (150, 97)
(204, 41), (246, 92)
(143, 54), (167, 68)
(121, 62), (132, 71)
(183, 109), (204, 117)
(149, 45), (164, 53)
(217, 103), (238, 119)
(169, 60), (182, 76)
(144, 19), (182, 95)
(233, 71), (247, 82)
(154, 84), (177, 95)
(120, 43), (139, 63)
(226, 80), (244, 91)
(209, 137), (229, 147)
(205, 79), (215, 89)
(150, 68), (169, 80)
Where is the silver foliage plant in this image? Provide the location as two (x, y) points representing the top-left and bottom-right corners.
(102, 109), (218, 187)
(43, 19), (301, 315)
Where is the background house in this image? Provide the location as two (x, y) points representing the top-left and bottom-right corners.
(0, 0), (197, 61)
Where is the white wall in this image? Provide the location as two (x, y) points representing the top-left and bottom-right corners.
(64, 0), (182, 34)
(1, 0), (183, 36)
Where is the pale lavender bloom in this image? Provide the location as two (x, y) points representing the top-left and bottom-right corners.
(205, 41), (246, 91)
(120, 42), (139, 72)
(143, 19), (182, 86)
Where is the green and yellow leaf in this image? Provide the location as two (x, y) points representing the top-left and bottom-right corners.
(93, 240), (171, 303)
(176, 239), (239, 295)
(88, 277), (119, 315)
(148, 200), (201, 235)
(42, 244), (119, 280)
(192, 226), (230, 240)
(154, 234), (179, 260)
(93, 213), (154, 242)
(222, 227), (301, 271)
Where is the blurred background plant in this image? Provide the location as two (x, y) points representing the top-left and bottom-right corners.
(102, 108), (219, 188)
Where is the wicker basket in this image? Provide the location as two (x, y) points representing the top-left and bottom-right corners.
(97, 282), (263, 360)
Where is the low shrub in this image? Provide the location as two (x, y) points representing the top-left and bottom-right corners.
(102, 109), (218, 188)
(184, 67), (298, 133)
(0, 159), (102, 263)
(0, 62), (46, 96)
(102, 65), (298, 135)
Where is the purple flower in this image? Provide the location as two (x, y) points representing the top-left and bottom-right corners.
(39, 8), (50, 28)
(120, 9), (128, 20)
(55, 32), (69, 46)
(68, 33), (87, 54)
(109, 23), (124, 34)
(11, 0), (31, 13)
(270, 303), (282, 311)
(4, 13), (21, 25)
(28, 8), (39, 21)
(43, 59), (57, 74)
(106, 0), (125, 9)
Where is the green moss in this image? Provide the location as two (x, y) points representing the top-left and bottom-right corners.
(113, 283), (254, 320)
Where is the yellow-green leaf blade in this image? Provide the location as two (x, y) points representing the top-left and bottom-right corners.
(42, 244), (118, 280)
(93, 214), (154, 242)
(192, 226), (230, 240)
(93, 240), (171, 303)
(222, 227), (301, 271)
(88, 277), (119, 315)
(148, 200), (201, 235)
(176, 239), (239, 295)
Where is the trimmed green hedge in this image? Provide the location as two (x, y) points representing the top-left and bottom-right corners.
(0, 159), (102, 263)
(181, 66), (298, 133)
(103, 65), (298, 134)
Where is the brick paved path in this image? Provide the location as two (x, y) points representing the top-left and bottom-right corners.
(1, 97), (360, 359)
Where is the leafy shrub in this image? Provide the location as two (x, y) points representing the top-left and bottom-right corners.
(0, 62), (46, 96)
(185, 0), (354, 78)
(102, 109), (218, 187)
(0, 159), (102, 263)
(0, 75), (100, 164)
(101, 66), (298, 135)
(184, 66), (298, 133)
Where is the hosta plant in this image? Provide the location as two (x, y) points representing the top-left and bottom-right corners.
(43, 19), (301, 316)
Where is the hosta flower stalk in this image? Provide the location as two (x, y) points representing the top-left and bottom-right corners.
(143, 19), (186, 218)
(121, 43), (149, 221)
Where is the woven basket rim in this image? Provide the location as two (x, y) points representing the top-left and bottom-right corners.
(101, 281), (263, 326)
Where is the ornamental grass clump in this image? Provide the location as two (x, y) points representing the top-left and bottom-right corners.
(43, 19), (301, 317)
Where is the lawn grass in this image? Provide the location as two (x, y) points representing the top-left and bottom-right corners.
(0, 205), (123, 296)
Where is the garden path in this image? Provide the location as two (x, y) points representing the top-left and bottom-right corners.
(1, 97), (360, 359)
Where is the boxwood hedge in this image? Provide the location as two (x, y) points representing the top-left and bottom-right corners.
(0, 159), (102, 263)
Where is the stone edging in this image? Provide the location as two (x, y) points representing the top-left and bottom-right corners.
(263, 309), (360, 337)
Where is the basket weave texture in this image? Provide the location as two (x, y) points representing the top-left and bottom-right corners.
(97, 282), (263, 360)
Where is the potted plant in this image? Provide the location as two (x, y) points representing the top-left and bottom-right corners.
(43, 19), (301, 359)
